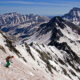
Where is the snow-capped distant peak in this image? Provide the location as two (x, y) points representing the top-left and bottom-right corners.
(62, 7), (80, 26)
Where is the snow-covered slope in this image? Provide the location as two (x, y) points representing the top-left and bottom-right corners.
(0, 31), (52, 80)
(62, 7), (80, 26)
(0, 29), (80, 80)
(25, 16), (80, 56)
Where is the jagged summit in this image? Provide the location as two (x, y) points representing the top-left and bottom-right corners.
(63, 7), (80, 17)
(50, 16), (64, 23)
(71, 7), (80, 11)
(69, 7), (80, 17)
(62, 7), (80, 26)
(48, 16), (66, 29)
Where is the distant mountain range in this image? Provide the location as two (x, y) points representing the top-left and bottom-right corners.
(0, 12), (49, 38)
(0, 7), (80, 42)
(0, 12), (49, 26)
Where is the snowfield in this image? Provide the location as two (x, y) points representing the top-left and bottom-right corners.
(0, 31), (80, 80)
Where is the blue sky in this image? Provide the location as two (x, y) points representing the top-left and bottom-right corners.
(0, 0), (80, 16)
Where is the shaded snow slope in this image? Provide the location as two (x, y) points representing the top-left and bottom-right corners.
(25, 17), (80, 57)
(25, 16), (80, 43)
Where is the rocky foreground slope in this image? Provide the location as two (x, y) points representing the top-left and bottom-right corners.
(0, 30), (80, 80)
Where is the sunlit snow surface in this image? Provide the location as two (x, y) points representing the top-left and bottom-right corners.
(0, 32), (80, 80)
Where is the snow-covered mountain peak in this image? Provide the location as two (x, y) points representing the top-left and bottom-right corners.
(48, 16), (66, 29)
(69, 7), (80, 17)
(62, 7), (80, 26)
(70, 7), (80, 12)
(50, 16), (64, 23)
